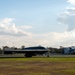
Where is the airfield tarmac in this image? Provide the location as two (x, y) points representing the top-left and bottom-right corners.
(0, 54), (75, 58)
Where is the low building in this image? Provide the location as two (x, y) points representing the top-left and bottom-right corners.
(61, 46), (75, 54)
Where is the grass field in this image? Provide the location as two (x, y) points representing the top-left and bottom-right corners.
(0, 57), (75, 75)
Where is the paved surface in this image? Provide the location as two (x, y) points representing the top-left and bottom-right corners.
(0, 54), (75, 58)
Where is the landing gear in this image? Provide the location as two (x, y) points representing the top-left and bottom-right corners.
(46, 51), (50, 57)
(25, 53), (32, 57)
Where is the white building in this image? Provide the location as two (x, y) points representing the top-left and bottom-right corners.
(62, 46), (75, 54)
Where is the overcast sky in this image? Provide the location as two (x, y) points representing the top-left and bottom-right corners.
(0, 0), (75, 48)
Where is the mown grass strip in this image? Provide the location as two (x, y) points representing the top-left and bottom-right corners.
(0, 57), (75, 62)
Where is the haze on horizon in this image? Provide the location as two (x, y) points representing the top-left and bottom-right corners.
(0, 0), (75, 48)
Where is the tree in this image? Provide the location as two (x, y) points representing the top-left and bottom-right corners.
(2, 46), (9, 50)
(21, 45), (25, 49)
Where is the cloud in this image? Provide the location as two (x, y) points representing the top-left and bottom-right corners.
(58, 0), (75, 31)
(0, 17), (75, 48)
(19, 26), (33, 29)
(0, 18), (32, 36)
(1, 1), (75, 48)
(52, 0), (75, 47)
(58, 7), (75, 31)
(67, 0), (75, 5)
(0, 31), (75, 48)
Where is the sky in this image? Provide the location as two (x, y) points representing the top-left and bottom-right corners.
(0, 0), (75, 48)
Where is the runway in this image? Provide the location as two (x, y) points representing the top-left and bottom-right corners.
(0, 54), (75, 58)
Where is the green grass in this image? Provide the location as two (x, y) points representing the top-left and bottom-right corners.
(0, 57), (75, 62)
(0, 57), (75, 75)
